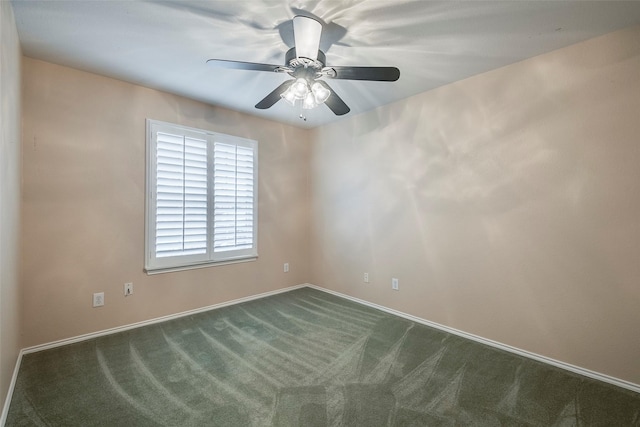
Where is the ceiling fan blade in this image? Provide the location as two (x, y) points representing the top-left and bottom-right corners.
(255, 80), (294, 109)
(326, 66), (400, 82)
(206, 59), (281, 73)
(316, 81), (350, 116)
(293, 15), (322, 61)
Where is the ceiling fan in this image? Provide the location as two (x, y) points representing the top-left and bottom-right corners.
(206, 15), (400, 116)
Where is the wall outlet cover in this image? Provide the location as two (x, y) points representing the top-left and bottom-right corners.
(93, 292), (105, 307)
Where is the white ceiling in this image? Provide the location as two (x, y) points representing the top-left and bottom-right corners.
(11, 1), (640, 129)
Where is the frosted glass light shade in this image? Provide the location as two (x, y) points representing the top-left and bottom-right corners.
(280, 86), (297, 106)
(302, 92), (318, 110)
(311, 82), (331, 104)
(291, 78), (309, 99)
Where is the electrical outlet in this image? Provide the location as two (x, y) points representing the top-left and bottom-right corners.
(284, 263), (289, 273)
(93, 292), (104, 307)
(364, 273), (369, 283)
(124, 282), (133, 296)
(392, 278), (399, 291)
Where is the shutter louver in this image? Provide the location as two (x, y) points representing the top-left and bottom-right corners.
(155, 132), (208, 258)
(214, 142), (254, 252)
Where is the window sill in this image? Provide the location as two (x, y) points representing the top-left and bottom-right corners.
(145, 256), (257, 275)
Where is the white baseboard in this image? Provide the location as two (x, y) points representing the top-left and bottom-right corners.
(23, 284), (307, 355)
(306, 284), (640, 395)
(0, 349), (23, 427)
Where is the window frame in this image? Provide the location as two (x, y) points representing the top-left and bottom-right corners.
(144, 119), (258, 274)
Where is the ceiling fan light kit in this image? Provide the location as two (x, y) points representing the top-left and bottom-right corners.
(207, 15), (400, 116)
(281, 76), (333, 109)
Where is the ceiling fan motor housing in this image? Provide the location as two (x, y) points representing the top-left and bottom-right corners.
(284, 47), (333, 80)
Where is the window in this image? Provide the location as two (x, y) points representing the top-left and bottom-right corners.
(145, 120), (258, 273)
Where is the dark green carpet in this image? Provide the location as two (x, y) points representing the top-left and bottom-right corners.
(6, 287), (640, 426)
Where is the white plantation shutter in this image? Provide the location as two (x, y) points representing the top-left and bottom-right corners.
(214, 142), (255, 253)
(146, 120), (258, 272)
(155, 132), (208, 258)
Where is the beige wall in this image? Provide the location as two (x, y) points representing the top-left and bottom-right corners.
(21, 58), (311, 347)
(16, 22), (640, 389)
(0, 0), (22, 412)
(310, 26), (640, 385)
